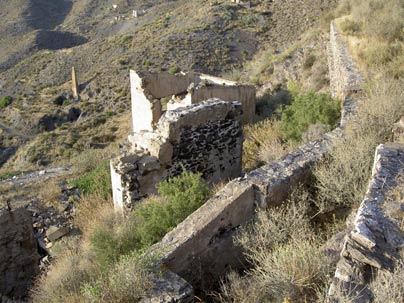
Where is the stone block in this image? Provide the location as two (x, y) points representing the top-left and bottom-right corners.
(46, 226), (69, 242)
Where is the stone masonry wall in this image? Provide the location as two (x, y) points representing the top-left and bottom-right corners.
(141, 20), (365, 301)
(0, 208), (39, 299)
(328, 21), (363, 127)
(130, 70), (256, 132)
(328, 143), (404, 302)
(111, 99), (243, 210)
(329, 21), (363, 101)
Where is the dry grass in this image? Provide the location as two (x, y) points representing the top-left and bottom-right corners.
(243, 119), (293, 169)
(314, 77), (404, 213)
(32, 249), (94, 303)
(371, 261), (404, 303)
(219, 239), (332, 303)
(92, 253), (153, 302)
(67, 144), (119, 175)
(73, 193), (113, 232)
(32, 194), (153, 303)
(38, 179), (61, 208)
(335, 0), (404, 78)
(235, 190), (313, 257)
(218, 188), (335, 303)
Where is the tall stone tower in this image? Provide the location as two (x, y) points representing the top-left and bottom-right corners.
(71, 66), (79, 99)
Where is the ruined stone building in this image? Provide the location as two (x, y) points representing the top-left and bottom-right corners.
(110, 70), (256, 210)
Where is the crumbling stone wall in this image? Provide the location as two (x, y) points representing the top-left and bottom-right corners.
(168, 84), (256, 123)
(0, 208), (39, 299)
(329, 21), (363, 101)
(328, 143), (404, 302)
(111, 99), (243, 210)
(328, 21), (363, 127)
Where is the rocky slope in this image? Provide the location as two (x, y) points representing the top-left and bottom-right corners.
(0, 0), (336, 172)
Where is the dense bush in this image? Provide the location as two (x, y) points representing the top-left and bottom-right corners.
(243, 85), (339, 169)
(70, 161), (111, 198)
(88, 169), (210, 266)
(278, 85), (340, 142)
(0, 96), (12, 108)
(134, 170), (210, 247)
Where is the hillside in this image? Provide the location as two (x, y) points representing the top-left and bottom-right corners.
(0, 1), (352, 302)
(0, 0), (337, 172)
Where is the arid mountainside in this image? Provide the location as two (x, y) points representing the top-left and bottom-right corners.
(0, 0), (336, 172)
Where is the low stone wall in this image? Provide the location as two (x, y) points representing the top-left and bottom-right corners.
(0, 208), (39, 299)
(111, 99), (243, 210)
(328, 143), (404, 302)
(328, 21), (363, 101)
(328, 21), (363, 127)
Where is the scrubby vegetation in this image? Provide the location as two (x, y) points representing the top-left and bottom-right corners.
(222, 0), (404, 301)
(70, 161), (112, 199)
(217, 190), (336, 302)
(243, 84), (339, 169)
(278, 84), (340, 142)
(0, 96), (12, 108)
(33, 170), (210, 303)
(336, 0), (404, 78)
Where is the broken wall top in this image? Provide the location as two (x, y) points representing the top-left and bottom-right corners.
(130, 69), (256, 132)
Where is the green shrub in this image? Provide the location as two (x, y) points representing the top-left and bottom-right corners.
(278, 85), (340, 142)
(134, 170), (210, 247)
(0, 96), (12, 108)
(70, 161), (111, 198)
(168, 66), (180, 74)
(121, 35), (132, 44)
(88, 169), (210, 266)
(0, 171), (19, 181)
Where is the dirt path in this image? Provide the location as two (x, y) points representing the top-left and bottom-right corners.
(1, 166), (70, 186)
